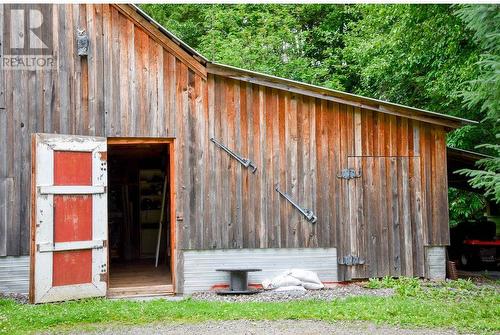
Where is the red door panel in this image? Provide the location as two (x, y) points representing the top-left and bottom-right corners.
(54, 195), (93, 243)
(53, 250), (93, 286)
(54, 151), (92, 185)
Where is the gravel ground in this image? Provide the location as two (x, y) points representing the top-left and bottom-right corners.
(64, 320), (462, 335)
(0, 292), (29, 304)
(190, 284), (394, 302)
(0, 285), (394, 304)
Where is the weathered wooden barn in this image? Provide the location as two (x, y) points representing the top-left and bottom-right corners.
(0, 4), (475, 303)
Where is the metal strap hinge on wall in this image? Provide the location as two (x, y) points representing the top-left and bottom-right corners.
(338, 255), (365, 266)
(336, 168), (361, 180)
(38, 186), (105, 194)
(275, 187), (317, 223)
(210, 137), (257, 173)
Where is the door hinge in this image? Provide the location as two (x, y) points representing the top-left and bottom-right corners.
(338, 255), (365, 266)
(337, 168), (361, 180)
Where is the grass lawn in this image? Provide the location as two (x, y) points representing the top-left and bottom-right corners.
(0, 278), (498, 334)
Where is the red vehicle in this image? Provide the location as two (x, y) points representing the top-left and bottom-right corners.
(449, 218), (500, 270)
(460, 239), (500, 269)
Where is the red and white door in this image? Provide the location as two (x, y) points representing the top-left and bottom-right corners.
(31, 134), (107, 303)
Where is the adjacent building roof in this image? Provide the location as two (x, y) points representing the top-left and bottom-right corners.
(447, 147), (493, 192)
(130, 4), (476, 129)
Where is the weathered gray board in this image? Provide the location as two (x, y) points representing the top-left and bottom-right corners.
(182, 248), (337, 294)
(0, 178), (14, 257)
(0, 256), (29, 294)
(425, 246), (446, 281)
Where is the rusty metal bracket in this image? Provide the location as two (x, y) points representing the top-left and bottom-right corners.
(211, 137), (257, 173)
(338, 255), (365, 266)
(276, 187), (317, 223)
(336, 168), (361, 180)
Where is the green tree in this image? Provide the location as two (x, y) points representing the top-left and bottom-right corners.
(456, 5), (500, 203)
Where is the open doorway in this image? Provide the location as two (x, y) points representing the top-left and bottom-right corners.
(107, 139), (173, 296)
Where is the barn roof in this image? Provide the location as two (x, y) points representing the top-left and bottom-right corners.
(130, 4), (476, 129)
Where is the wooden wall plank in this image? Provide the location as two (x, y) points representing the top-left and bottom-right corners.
(316, 100), (329, 247)
(286, 94), (299, 247)
(227, 79), (237, 248)
(327, 102), (338, 248)
(0, 5), (4, 110)
(191, 72), (203, 249)
(308, 98), (317, 247)
(148, 39), (160, 135)
(176, 61), (189, 249)
(213, 75), (223, 248)
(253, 85), (263, 248)
(206, 75), (216, 248)
(240, 81), (250, 248)
(379, 157), (390, 276)
(0, 109), (7, 179)
(292, 97), (311, 247)
(0, 179), (14, 256)
(264, 87), (274, 247)
(278, 92), (287, 248)
(272, 89), (281, 248)
(245, 83), (256, 248)
(258, 86), (267, 248)
(411, 156), (425, 276)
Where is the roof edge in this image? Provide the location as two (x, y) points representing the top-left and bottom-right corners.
(447, 147), (494, 160)
(208, 62), (477, 129)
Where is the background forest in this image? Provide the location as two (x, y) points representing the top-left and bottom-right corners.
(141, 4), (499, 227)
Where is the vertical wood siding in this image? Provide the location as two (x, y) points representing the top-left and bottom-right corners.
(0, 4), (204, 257)
(190, 75), (450, 280)
(0, 4), (449, 282)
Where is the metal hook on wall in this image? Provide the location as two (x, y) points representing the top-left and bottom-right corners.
(210, 137), (257, 173)
(275, 187), (317, 223)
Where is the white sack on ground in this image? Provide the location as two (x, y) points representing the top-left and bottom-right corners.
(261, 269), (324, 290)
(262, 274), (302, 290)
(288, 269), (322, 285)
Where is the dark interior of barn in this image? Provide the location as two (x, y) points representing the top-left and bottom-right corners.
(107, 143), (172, 293)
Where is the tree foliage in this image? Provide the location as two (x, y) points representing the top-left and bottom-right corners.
(448, 188), (485, 227)
(455, 5), (500, 203)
